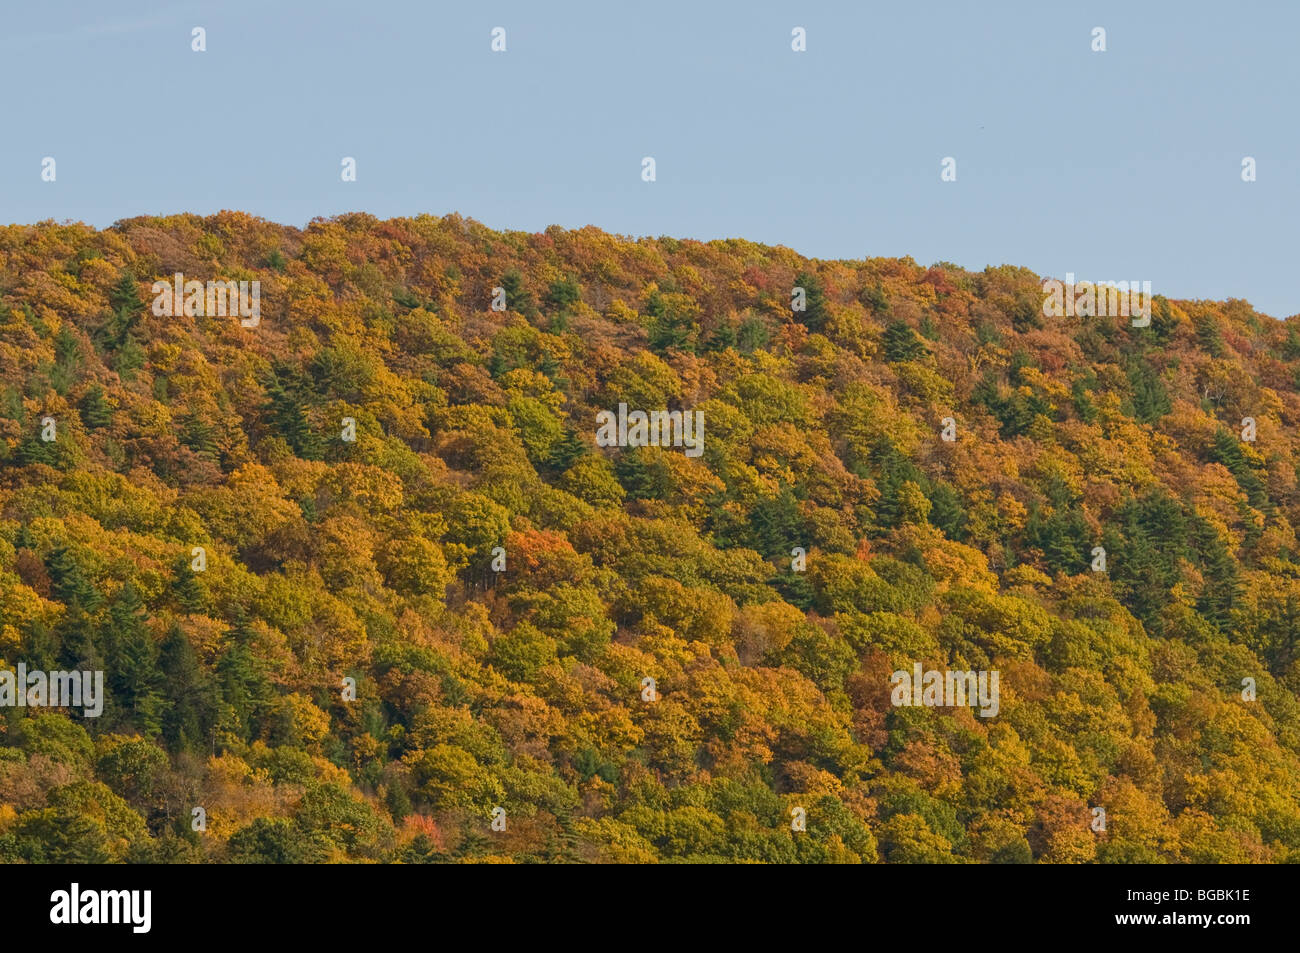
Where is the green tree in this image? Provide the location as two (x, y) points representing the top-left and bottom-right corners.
(159, 621), (216, 752)
(78, 384), (114, 430)
(500, 268), (538, 319)
(882, 320), (928, 363)
(104, 583), (164, 735)
(793, 271), (830, 333)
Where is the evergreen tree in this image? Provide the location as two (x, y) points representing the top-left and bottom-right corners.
(858, 283), (889, 315)
(105, 582), (164, 735)
(1026, 473), (1090, 575)
(1126, 355), (1171, 423)
(1281, 325), (1300, 361)
(112, 333), (145, 378)
(78, 384), (114, 430)
(750, 485), (805, 559)
(793, 271), (830, 333)
(17, 431), (58, 466)
(171, 554), (207, 613)
(263, 370), (323, 460)
(217, 616), (275, 741)
(100, 272), (145, 352)
(56, 606), (104, 674)
(19, 618), (59, 672)
(1010, 293), (1042, 332)
(775, 569), (817, 612)
(500, 269), (538, 319)
(1106, 491), (1188, 630)
(181, 414), (220, 462)
(1210, 428), (1271, 513)
(14, 523), (35, 551)
(1148, 295), (1177, 345)
(1195, 313), (1225, 357)
(867, 438), (924, 531)
(927, 481), (969, 542)
(736, 315), (769, 353)
(646, 290), (696, 354)
(1193, 519), (1241, 628)
(882, 320), (929, 363)
(544, 276), (581, 317)
(615, 448), (670, 500)
(51, 325), (81, 395)
(1070, 377), (1098, 423)
(702, 322), (737, 353)
(48, 549), (107, 674)
(159, 622), (215, 753)
(536, 350), (570, 392)
(109, 271), (145, 315)
(548, 427), (588, 473)
(46, 546), (102, 612)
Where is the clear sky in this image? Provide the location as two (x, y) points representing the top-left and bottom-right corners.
(4, 0), (1298, 316)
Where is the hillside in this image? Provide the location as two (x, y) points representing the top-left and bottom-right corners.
(1, 211), (1298, 863)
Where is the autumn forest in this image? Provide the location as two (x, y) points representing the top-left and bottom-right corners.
(1, 211), (1298, 864)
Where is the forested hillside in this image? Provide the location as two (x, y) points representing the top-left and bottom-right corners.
(1, 211), (1298, 863)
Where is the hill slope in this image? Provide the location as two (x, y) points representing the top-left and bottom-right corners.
(1, 211), (1298, 863)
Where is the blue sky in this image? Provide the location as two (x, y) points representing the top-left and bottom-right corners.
(4, 0), (1298, 316)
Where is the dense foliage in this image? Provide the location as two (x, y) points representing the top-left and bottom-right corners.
(1, 211), (1298, 863)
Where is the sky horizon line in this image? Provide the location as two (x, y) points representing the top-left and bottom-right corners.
(13, 208), (1292, 321)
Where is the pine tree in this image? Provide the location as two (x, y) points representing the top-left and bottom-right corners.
(750, 485), (805, 559)
(775, 566), (817, 612)
(646, 290), (696, 354)
(50, 325), (81, 395)
(56, 605), (104, 673)
(1126, 355), (1171, 423)
(1027, 505), (1089, 576)
(217, 616), (274, 741)
(171, 554), (207, 613)
(548, 427), (588, 472)
(544, 276), (581, 319)
(100, 272), (146, 352)
(159, 622), (214, 752)
(1210, 428), (1271, 512)
(500, 269), (538, 319)
(868, 439), (924, 531)
(78, 384), (114, 430)
(17, 431), (58, 466)
(112, 333), (145, 378)
(46, 546), (102, 612)
(1195, 314), (1225, 357)
(927, 481), (969, 542)
(1106, 491), (1188, 631)
(19, 618), (59, 671)
(793, 271), (830, 333)
(858, 283), (889, 315)
(263, 371), (323, 460)
(1193, 519), (1241, 628)
(1071, 377), (1098, 423)
(13, 523), (34, 551)
(882, 320), (929, 363)
(108, 271), (145, 314)
(736, 315), (769, 353)
(615, 448), (669, 500)
(181, 414), (220, 462)
(105, 582), (164, 735)
(703, 322), (737, 352)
